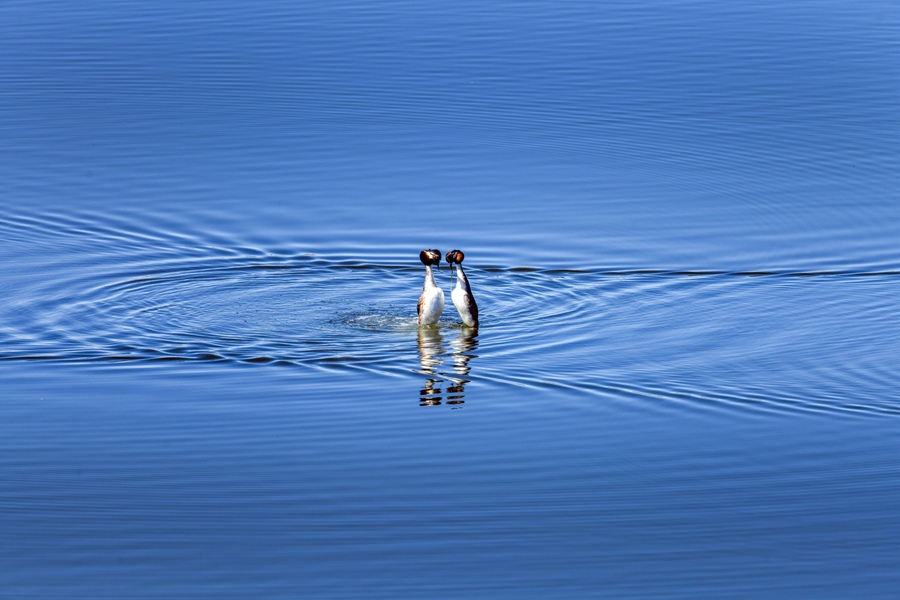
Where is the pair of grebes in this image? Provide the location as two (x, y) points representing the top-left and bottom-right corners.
(417, 249), (478, 328)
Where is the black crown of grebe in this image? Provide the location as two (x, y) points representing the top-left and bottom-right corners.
(417, 249), (445, 326)
(446, 249), (479, 328)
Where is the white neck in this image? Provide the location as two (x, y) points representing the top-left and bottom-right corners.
(424, 264), (438, 288)
(454, 264), (468, 288)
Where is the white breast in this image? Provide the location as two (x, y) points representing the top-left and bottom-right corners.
(451, 281), (478, 327)
(418, 285), (444, 325)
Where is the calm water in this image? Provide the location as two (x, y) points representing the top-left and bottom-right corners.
(2, 0), (899, 597)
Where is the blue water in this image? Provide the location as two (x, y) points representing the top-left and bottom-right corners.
(2, 1), (899, 597)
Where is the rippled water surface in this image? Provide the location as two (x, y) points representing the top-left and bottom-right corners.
(2, 1), (899, 597)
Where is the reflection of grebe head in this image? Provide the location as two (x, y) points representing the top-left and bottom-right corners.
(419, 249), (442, 266)
(445, 249), (465, 266)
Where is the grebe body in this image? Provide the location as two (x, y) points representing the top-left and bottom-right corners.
(417, 249), (444, 326)
(446, 250), (478, 328)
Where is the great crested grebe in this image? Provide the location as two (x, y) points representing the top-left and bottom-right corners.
(417, 249), (444, 326)
(446, 249), (478, 328)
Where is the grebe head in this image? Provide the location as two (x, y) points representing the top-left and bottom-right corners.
(445, 249), (465, 266)
(419, 249), (442, 268)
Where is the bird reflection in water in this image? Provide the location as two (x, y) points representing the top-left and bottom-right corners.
(416, 326), (479, 407)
